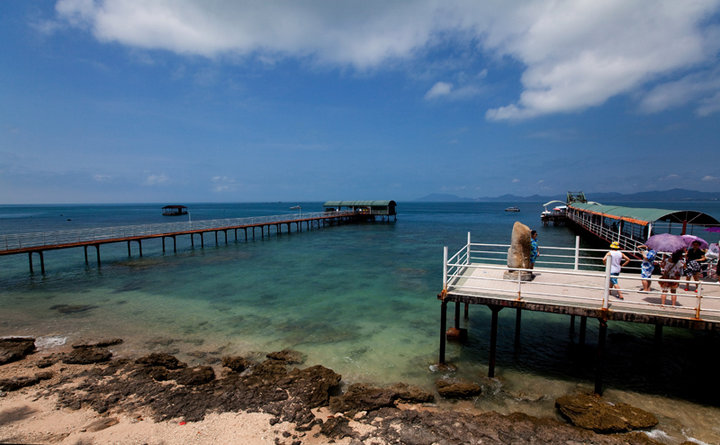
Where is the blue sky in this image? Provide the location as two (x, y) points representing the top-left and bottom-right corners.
(2, 1), (720, 204)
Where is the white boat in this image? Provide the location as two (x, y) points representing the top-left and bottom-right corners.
(505, 206), (520, 212)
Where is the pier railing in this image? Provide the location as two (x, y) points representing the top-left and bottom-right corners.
(443, 233), (720, 321)
(0, 211), (353, 252)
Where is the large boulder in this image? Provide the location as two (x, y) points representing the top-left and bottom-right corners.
(0, 337), (36, 365)
(555, 392), (658, 433)
(436, 378), (482, 399)
(329, 382), (434, 415)
(504, 221), (533, 281)
(63, 347), (112, 365)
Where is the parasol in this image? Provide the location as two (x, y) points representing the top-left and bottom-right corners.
(705, 227), (720, 233)
(682, 234), (708, 249)
(644, 233), (686, 253)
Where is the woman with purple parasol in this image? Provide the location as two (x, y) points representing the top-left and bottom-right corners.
(660, 249), (686, 306)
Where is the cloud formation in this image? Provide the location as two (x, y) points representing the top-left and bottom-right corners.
(53, 0), (720, 119)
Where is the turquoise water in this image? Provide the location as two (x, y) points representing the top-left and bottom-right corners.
(2, 201), (720, 443)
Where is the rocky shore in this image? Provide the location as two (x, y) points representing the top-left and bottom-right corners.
(1, 337), (671, 444)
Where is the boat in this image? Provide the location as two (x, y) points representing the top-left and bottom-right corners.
(505, 206), (520, 212)
(161, 205), (188, 216)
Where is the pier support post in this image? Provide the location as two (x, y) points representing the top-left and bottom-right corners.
(439, 299), (447, 364)
(454, 301), (461, 329)
(594, 318), (608, 395)
(514, 308), (522, 349)
(39, 251), (44, 274)
(654, 324), (663, 345)
(224, 230), (228, 244)
(95, 245), (101, 268)
(162, 237), (166, 253)
(200, 233), (205, 248)
(173, 236), (177, 253)
(569, 315), (576, 339)
(579, 316), (587, 345)
(488, 305), (502, 378)
(84, 246), (89, 265)
(244, 228), (248, 242)
(215, 231), (219, 246)
(127, 241), (131, 257)
(138, 240), (142, 257)
(28, 252), (34, 274)
(464, 302), (469, 319)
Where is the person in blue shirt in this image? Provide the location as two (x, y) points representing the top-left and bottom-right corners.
(530, 230), (539, 269)
(637, 244), (656, 292)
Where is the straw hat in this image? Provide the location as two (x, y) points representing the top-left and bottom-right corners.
(610, 241), (620, 249)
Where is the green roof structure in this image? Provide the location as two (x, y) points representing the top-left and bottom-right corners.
(568, 202), (719, 226)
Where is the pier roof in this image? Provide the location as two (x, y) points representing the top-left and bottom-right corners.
(568, 202), (719, 226)
(323, 200), (396, 207)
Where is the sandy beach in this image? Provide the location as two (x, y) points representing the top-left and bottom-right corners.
(1, 337), (676, 445)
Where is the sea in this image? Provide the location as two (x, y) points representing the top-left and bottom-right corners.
(2, 201), (720, 444)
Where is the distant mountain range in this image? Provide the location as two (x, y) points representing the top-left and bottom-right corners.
(415, 188), (720, 203)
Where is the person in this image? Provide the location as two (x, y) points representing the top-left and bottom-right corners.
(529, 230), (539, 269)
(660, 249), (686, 306)
(637, 244), (656, 292)
(603, 241), (630, 300)
(684, 240), (706, 292)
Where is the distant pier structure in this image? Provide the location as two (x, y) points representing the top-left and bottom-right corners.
(1, 200), (397, 275)
(543, 192), (719, 251)
(323, 200), (397, 222)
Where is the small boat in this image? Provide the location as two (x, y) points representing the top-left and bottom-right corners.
(162, 205), (188, 216)
(505, 206), (520, 212)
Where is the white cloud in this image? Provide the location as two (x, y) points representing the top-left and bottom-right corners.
(425, 81), (452, 99)
(639, 68), (720, 116)
(211, 175), (237, 192)
(512, 178), (520, 183)
(144, 173), (169, 185)
(53, 0), (720, 119)
(93, 174), (112, 182)
(702, 175), (719, 182)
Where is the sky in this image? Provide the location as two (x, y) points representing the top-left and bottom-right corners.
(1, 0), (720, 204)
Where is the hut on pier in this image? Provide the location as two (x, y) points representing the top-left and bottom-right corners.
(323, 200), (397, 221)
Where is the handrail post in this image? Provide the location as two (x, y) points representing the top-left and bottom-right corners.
(517, 267), (522, 299)
(466, 232), (471, 265)
(574, 236), (580, 270)
(602, 259), (612, 309)
(695, 282), (703, 319)
(443, 246), (448, 291)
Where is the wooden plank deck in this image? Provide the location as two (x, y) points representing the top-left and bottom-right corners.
(444, 263), (720, 329)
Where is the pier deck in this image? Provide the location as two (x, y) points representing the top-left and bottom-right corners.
(1, 211), (360, 274)
(438, 234), (720, 393)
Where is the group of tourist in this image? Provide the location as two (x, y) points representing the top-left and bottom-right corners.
(604, 240), (719, 307)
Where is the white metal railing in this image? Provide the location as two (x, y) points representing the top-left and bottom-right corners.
(442, 232), (720, 321)
(566, 211), (643, 252)
(0, 211), (354, 251)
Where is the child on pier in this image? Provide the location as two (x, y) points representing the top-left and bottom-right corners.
(603, 242), (630, 300)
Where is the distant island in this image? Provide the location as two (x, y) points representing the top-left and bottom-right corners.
(415, 188), (720, 203)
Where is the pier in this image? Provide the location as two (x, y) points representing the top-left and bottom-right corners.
(544, 192), (720, 251)
(438, 234), (720, 394)
(0, 211), (363, 274)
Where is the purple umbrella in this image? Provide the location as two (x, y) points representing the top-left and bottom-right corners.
(645, 233), (686, 253)
(705, 227), (720, 233)
(682, 234), (708, 249)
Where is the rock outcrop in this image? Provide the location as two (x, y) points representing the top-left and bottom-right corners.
(504, 221), (534, 281)
(0, 337), (36, 365)
(555, 392), (658, 433)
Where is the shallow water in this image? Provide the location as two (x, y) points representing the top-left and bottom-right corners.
(2, 201), (720, 443)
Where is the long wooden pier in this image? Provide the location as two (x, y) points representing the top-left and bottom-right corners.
(0, 211), (360, 274)
(438, 234), (720, 394)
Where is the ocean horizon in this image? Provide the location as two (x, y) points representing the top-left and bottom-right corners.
(2, 201), (720, 443)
